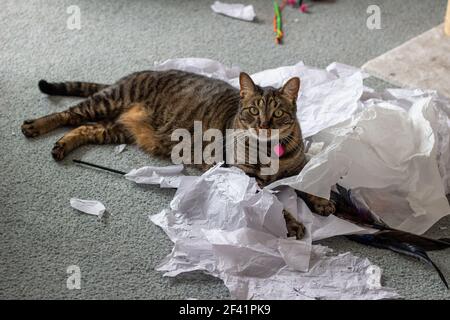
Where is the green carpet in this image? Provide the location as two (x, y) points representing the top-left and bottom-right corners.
(1, 0), (449, 299)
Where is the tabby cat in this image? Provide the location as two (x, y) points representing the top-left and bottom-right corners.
(21, 70), (335, 239)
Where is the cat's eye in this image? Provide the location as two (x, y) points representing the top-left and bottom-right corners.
(249, 107), (259, 115)
(274, 110), (284, 117)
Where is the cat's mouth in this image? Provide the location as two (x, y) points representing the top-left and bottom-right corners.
(249, 127), (285, 142)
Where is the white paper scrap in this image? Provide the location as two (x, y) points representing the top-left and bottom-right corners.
(153, 58), (240, 83)
(211, 1), (256, 21)
(114, 144), (126, 154)
(125, 164), (184, 188)
(224, 246), (398, 300)
(70, 198), (106, 218)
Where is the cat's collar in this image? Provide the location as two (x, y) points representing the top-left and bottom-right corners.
(274, 143), (285, 157)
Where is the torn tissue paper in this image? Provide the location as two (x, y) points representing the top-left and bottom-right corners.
(70, 198), (106, 218)
(125, 164), (184, 188)
(141, 58), (450, 299)
(211, 1), (256, 21)
(150, 164), (398, 299)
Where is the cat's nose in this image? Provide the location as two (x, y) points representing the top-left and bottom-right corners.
(260, 121), (269, 129)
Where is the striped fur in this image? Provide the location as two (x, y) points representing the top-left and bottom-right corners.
(22, 70), (336, 234)
(38, 80), (109, 97)
(232, 73), (306, 185)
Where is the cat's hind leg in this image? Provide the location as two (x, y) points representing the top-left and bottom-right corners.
(21, 90), (123, 138)
(117, 103), (170, 157)
(51, 122), (132, 161)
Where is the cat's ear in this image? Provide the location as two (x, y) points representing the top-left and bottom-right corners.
(280, 77), (300, 104)
(239, 72), (256, 98)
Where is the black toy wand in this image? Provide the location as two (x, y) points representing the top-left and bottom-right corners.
(73, 159), (126, 175)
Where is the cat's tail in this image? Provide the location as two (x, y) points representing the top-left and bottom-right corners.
(38, 80), (110, 97)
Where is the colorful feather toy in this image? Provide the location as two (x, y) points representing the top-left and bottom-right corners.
(273, 1), (283, 44)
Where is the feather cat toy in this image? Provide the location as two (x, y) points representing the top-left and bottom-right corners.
(330, 184), (450, 288)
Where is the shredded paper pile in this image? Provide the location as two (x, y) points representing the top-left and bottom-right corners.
(124, 58), (450, 300)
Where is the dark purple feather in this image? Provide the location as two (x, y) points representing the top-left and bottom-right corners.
(330, 184), (450, 288)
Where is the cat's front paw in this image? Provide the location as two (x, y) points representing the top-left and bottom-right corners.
(21, 119), (41, 138)
(51, 142), (66, 161)
(312, 198), (335, 216)
(283, 209), (306, 240)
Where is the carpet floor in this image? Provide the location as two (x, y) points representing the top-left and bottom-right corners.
(1, 0), (449, 299)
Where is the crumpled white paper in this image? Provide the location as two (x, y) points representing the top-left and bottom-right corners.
(149, 164), (398, 300)
(153, 57), (240, 83)
(125, 164), (184, 188)
(211, 1), (256, 21)
(135, 57), (450, 299)
(70, 198), (106, 218)
(225, 246), (398, 300)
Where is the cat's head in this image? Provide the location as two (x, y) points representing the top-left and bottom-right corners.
(238, 72), (300, 141)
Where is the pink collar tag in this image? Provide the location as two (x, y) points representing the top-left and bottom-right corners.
(274, 143), (285, 157)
